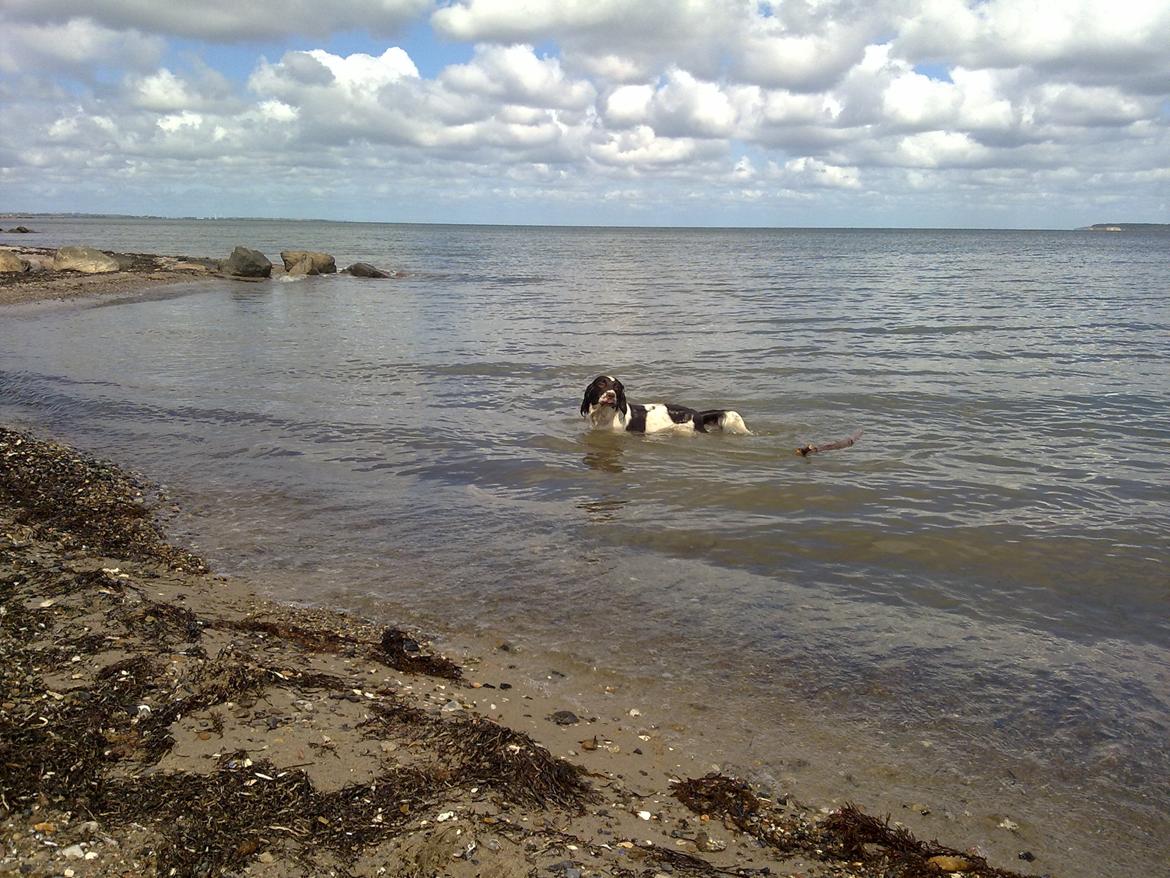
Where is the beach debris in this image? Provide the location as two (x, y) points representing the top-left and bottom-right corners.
(0, 427), (206, 572)
(550, 709), (580, 725)
(380, 627), (463, 679)
(673, 776), (1034, 878)
(998, 817), (1020, 832)
(795, 429), (863, 457)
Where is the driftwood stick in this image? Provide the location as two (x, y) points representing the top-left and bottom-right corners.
(795, 430), (863, 457)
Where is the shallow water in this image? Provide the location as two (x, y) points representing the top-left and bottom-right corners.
(2, 218), (1169, 872)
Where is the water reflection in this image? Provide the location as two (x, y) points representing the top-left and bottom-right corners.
(581, 432), (626, 473)
(577, 496), (627, 522)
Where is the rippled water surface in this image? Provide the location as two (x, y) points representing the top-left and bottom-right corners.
(3, 218), (1169, 872)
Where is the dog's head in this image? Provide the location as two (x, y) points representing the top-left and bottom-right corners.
(580, 374), (627, 417)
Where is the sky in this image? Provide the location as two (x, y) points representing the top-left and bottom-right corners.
(1, 0), (1168, 228)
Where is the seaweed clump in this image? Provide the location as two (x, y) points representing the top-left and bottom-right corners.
(0, 427), (204, 572)
(674, 774), (1038, 878)
(365, 701), (594, 811)
(97, 759), (432, 876)
(824, 804), (1031, 878)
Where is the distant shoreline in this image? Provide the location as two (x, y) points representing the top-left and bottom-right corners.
(5, 211), (1167, 232)
(1078, 222), (1170, 232)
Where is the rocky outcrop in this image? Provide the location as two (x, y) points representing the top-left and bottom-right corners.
(0, 249), (28, 273)
(7, 226), (34, 233)
(53, 246), (121, 274)
(344, 261), (392, 278)
(222, 246), (272, 278)
(280, 250), (336, 276)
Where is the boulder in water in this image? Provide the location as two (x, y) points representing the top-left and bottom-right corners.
(280, 250), (336, 275)
(222, 246), (272, 278)
(344, 261), (392, 278)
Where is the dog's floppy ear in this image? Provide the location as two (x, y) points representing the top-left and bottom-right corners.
(613, 378), (627, 413)
(580, 377), (600, 417)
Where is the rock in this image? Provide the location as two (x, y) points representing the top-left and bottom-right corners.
(695, 831), (726, 852)
(344, 261), (391, 278)
(926, 855), (973, 871)
(61, 844), (86, 860)
(222, 246), (272, 278)
(53, 246), (120, 274)
(0, 249), (27, 273)
(171, 261), (213, 273)
(280, 250), (336, 275)
(550, 710), (580, 725)
(1017, 851), (1036, 862)
(8, 226), (33, 233)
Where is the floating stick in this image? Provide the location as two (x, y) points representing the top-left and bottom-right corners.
(795, 429), (863, 457)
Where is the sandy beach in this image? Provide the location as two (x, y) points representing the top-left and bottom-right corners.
(0, 250), (1061, 878)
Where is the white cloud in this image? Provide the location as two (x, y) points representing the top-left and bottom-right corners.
(895, 0), (1170, 83)
(1, 0), (1168, 224)
(2, 0), (432, 41)
(0, 18), (164, 74)
(440, 45), (595, 110)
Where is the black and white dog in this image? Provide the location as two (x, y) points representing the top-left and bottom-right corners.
(580, 375), (750, 434)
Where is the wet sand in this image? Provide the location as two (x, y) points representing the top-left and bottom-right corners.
(0, 423), (1047, 878)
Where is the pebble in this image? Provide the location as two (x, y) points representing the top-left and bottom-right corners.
(61, 844), (85, 860)
(550, 710), (580, 726)
(441, 700), (462, 713)
(695, 831), (726, 852)
(926, 855), (973, 871)
(998, 818), (1020, 832)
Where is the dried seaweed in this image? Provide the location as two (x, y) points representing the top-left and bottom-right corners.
(437, 713), (593, 810)
(823, 804), (1030, 878)
(364, 702), (593, 811)
(97, 759), (441, 875)
(222, 617), (352, 653)
(381, 627), (462, 680)
(675, 776), (1036, 878)
(216, 617), (464, 681)
(121, 597), (205, 643)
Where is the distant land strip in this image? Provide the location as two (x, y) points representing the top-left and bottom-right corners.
(1080, 222), (1170, 232)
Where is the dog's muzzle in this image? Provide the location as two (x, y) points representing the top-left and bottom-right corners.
(598, 390), (617, 405)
